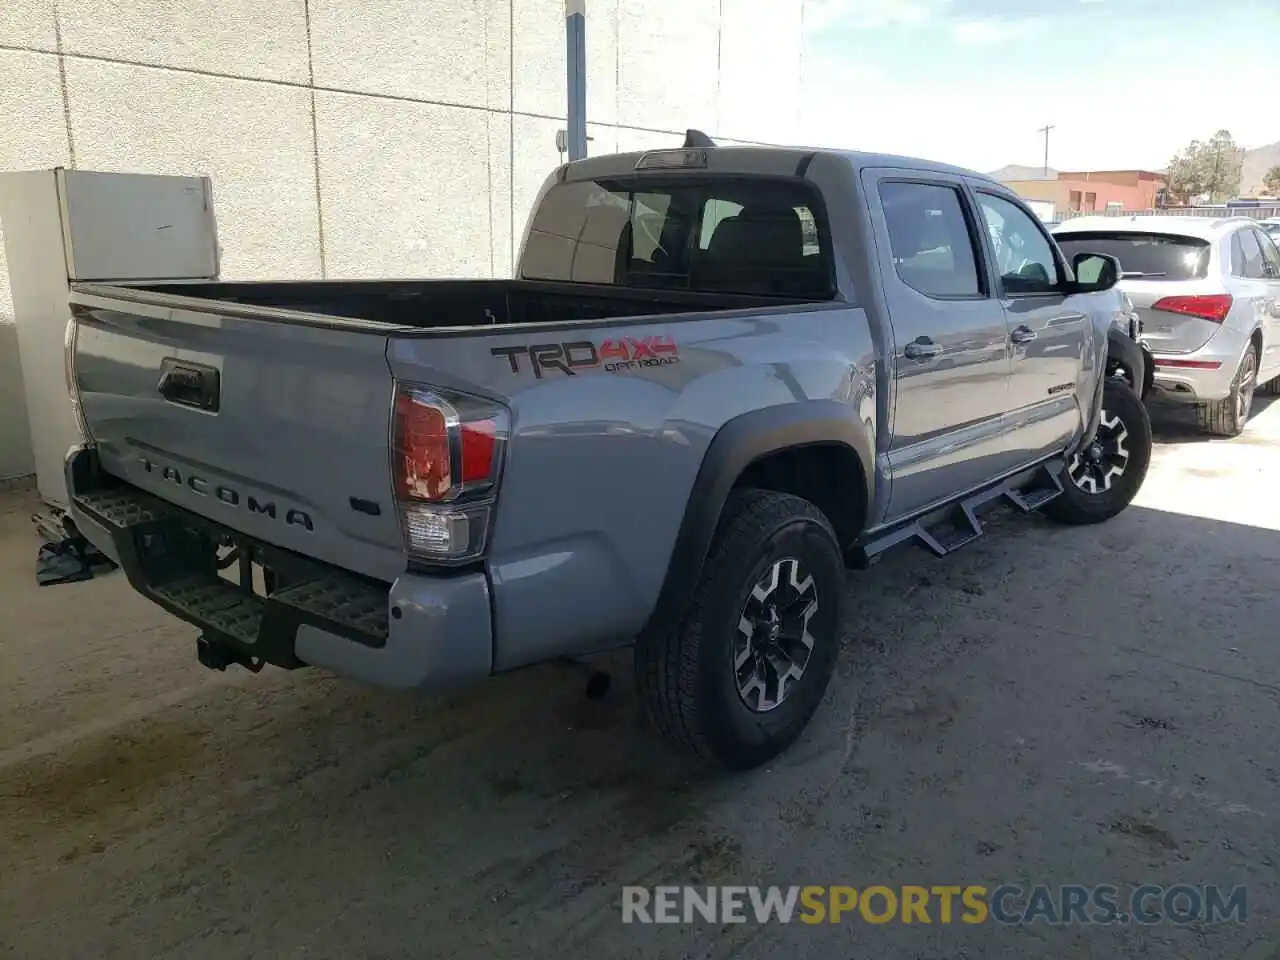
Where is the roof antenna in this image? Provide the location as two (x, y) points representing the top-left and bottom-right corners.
(684, 128), (716, 149)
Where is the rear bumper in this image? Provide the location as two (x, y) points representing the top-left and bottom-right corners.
(1148, 327), (1249, 404)
(65, 445), (493, 692)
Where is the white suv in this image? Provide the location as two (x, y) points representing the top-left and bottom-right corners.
(1054, 216), (1280, 436)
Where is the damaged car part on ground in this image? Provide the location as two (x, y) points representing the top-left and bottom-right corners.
(63, 133), (1153, 768)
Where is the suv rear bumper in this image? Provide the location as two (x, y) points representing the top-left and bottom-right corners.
(65, 445), (493, 692)
(1148, 326), (1250, 404)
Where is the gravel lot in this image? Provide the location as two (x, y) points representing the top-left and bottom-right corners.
(4, 403), (1280, 959)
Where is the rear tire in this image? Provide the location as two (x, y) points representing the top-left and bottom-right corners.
(635, 489), (845, 769)
(1198, 344), (1258, 437)
(1044, 378), (1152, 526)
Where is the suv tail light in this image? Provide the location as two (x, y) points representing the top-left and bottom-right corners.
(391, 383), (509, 564)
(1151, 294), (1233, 323)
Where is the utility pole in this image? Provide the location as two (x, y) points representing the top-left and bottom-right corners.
(1037, 123), (1055, 177)
(565, 0), (587, 161)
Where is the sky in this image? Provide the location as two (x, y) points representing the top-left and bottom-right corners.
(796, 0), (1279, 173)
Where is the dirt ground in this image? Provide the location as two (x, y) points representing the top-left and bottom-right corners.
(4, 403), (1280, 959)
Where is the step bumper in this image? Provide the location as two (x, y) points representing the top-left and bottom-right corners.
(65, 445), (493, 691)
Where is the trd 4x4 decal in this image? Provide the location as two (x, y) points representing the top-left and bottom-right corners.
(492, 336), (680, 379)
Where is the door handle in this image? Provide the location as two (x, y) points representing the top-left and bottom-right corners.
(903, 337), (942, 361)
(1010, 325), (1037, 344)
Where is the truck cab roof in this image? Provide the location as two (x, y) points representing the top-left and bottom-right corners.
(559, 143), (1003, 188)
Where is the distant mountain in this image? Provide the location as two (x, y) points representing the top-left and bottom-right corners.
(1242, 141), (1280, 196)
(987, 164), (1058, 181)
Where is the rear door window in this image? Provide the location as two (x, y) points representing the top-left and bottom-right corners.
(877, 181), (983, 298)
(1231, 232), (1246, 276)
(521, 177), (834, 298)
(1237, 229), (1268, 279)
(1054, 232), (1210, 281)
(1250, 228), (1280, 279)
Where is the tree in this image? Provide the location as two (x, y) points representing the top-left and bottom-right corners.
(1165, 130), (1244, 205)
(1264, 166), (1280, 197)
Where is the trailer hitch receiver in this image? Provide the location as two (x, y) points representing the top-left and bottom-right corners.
(196, 635), (265, 673)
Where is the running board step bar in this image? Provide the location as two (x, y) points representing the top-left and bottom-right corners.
(851, 459), (1066, 565)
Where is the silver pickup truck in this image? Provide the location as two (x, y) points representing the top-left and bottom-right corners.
(64, 135), (1152, 768)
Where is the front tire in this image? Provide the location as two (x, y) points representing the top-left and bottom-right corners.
(635, 489), (845, 769)
(1044, 378), (1152, 526)
(1198, 343), (1257, 437)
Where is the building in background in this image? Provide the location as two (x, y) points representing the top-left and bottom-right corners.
(0, 0), (812, 479)
(1056, 170), (1166, 213)
(999, 176), (1063, 217)
(1002, 169), (1168, 219)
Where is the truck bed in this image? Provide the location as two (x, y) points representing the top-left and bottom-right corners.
(66, 275), (835, 590)
(106, 278), (801, 330)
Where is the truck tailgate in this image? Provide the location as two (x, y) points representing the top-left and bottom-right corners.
(71, 293), (408, 583)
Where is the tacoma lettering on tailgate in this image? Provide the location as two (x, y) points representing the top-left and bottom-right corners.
(138, 457), (314, 531)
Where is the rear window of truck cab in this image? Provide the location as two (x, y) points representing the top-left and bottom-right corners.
(520, 177), (835, 299)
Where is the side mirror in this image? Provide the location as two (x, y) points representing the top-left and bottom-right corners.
(1071, 252), (1121, 293)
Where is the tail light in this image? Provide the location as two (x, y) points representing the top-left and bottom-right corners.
(1153, 358), (1222, 370)
(1151, 294), (1233, 323)
(63, 314), (93, 443)
(391, 383), (509, 564)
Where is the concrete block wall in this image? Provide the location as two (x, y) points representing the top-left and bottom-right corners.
(0, 0), (808, 478)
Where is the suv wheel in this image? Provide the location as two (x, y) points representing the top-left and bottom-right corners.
(1043, 377), (1152, 526)
(635, 489), (844, 769)
(1198, 344), (1257, 437)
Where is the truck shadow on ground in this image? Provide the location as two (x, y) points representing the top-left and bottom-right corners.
(4, 502), (1280, 959)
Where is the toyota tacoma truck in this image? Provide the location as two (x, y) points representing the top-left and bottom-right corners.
(63, 133), (1152, 769)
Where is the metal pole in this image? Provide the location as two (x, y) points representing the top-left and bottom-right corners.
(1037, 123), (1055, 177)
(565, 0), (587, 161)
